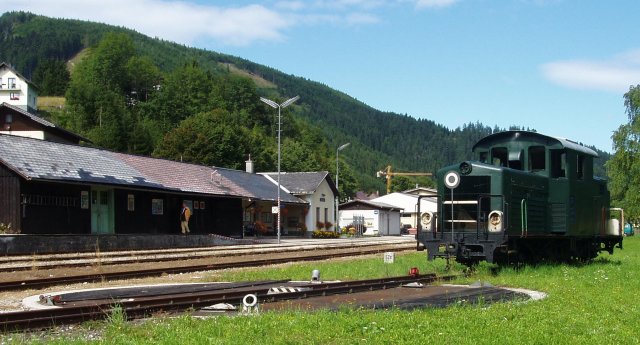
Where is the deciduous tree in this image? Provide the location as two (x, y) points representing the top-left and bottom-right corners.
(607, 85), (640, 221)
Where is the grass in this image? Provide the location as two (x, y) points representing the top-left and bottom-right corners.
(37, 96), (66, 109)
(4, 237), (640, 344)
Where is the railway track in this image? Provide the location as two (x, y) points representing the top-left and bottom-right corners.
(0, 239), (415, 272)
(0, 274), (452, 332)
(0, 243), (416, 291)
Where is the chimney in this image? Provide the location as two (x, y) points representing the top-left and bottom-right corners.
(245, 155), (254, 174)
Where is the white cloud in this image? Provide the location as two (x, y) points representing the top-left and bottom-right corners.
(345, 12), (380, 25)
(415, 0), (459, 9)
(3, 0), (426, 46)
(541, 50), (640, 93)
(6, 0), (291, 46)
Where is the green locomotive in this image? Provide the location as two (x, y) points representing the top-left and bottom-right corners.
(417, 131), (623, 265)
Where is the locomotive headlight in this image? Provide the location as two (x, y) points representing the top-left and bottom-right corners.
(421, 211), (434, 231)
(459, 161), (472, 175)
(488, 210), (503, 232)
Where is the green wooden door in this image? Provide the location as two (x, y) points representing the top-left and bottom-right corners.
(91, 188), (114, 234)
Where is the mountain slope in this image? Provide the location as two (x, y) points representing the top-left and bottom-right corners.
(0, 11), (610, 191)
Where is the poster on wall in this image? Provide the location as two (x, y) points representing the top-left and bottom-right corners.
(152, 199), (163, 215)
(80, 191), (89, 209)
(127, 194), (135, 211)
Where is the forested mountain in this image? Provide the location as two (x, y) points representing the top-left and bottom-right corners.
(0, 11), (610, 196)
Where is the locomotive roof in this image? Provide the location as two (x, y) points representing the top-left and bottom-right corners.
(472, 131), (598, 157)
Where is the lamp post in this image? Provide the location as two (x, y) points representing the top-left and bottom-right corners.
(335, 142), (350, 232)
(260, 95), (299, 244)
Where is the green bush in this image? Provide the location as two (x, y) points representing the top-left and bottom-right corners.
(0, 223), (12, 234)
(311, 230), (340, 239)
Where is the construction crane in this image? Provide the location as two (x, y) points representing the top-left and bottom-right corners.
(376, 165), (433, 194)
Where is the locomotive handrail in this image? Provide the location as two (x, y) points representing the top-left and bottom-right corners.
(520, 199), (528, 238)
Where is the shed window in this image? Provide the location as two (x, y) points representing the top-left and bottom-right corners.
(529, 146), (545, 171)
(550, 150), (566, 178)
(491, 147), (508, 167)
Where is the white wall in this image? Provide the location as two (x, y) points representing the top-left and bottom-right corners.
(339, 209), (401, 235)
(305, 178), (336, 231)
(0, 67), (37, 112)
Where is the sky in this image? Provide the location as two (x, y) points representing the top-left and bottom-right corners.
(5, 0), (640, 152)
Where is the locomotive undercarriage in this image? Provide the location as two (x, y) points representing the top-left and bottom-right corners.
(422, 233), (623, 266)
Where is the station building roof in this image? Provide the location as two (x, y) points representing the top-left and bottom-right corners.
(0, 134), (306, 204)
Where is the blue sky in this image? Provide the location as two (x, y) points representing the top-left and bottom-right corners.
(7, 0), (640, 152)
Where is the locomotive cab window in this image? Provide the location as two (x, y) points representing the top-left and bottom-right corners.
(479, 151), (488, 163)
(508, 150), (523, 170)
(491, 147), (508, 167)
(528, 146), (546, 171)
(577, 155), (585, 180)
(550, 150), (566, 178)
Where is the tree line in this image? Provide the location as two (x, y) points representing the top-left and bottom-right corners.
(0, 11), (613, 201)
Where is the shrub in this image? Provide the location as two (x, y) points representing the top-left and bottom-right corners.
(311, 230), (340, 239)
(0, 223), (13, 234)
(316, 221), (325, 230)
(324, 221), (333, 230)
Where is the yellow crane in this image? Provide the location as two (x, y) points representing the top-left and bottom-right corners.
(376, 165), (433, 194)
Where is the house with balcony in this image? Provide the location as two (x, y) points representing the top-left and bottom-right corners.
(0, 62), (38, 114)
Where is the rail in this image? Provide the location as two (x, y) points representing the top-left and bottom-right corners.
(0, 274), (457, 332)
(0, 244), (415, 291)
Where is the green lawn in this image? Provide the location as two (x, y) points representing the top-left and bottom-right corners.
(9, 237), (640, 344)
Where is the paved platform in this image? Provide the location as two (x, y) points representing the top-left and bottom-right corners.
(0, 233), (415, 255)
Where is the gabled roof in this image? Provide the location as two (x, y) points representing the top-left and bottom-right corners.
(0, 134), (306, 204)
(0, 62), (38, 90)
(371, 192), (436, 212)
(1, 102), (88, 143)
(339, 199), (400, 211)
(403, 187), (437, 195)
(259, 171), (338, 196)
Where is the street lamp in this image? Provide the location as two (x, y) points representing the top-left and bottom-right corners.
(260, 95), (299, 244)
(335, 142), (350, 232)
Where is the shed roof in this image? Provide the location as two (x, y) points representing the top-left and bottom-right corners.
(339, 199), (400, 211)
(0, 134), (306, 204)
(371, 192), (437, 213)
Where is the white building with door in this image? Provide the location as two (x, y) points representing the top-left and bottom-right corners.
(338, 200), (401, 236)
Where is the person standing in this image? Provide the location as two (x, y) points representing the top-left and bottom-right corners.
(180, 202), (191, 234)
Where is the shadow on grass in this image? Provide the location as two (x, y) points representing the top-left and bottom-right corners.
(488, 256), (622, 276)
